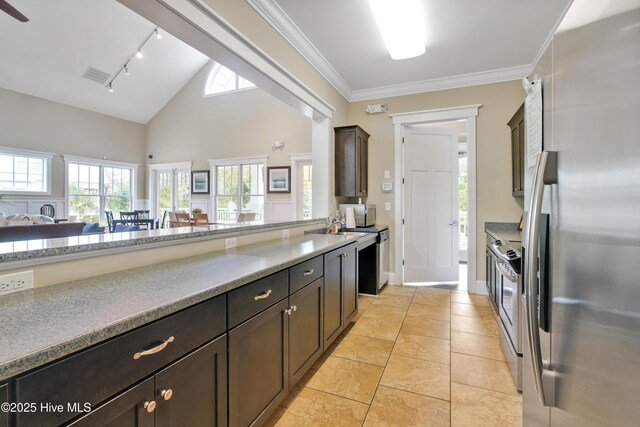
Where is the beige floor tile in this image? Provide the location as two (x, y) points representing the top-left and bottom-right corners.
(451, 353), (518, 396)
(363, 303), (407, 323)
(451, 331), (505, 361)
(382, 285), (417, 297)
(393, 333), (451, 365)
(311, 340), (339, 370)
(333, 334), (394, 366)
(307, 356), (384, 404)
(412, 293), (451, 307)
(451, 292), (491, 307)
(372, 294), (413, 309)
(414, 287), (452, 296)
(264, 405), (287, 427)
(451, 382), (522, 427)
(380, 355), (450, 401)
(451, 302), (495, 318)
(364, 385), (450, 427)
(401, 316), (451, 340)
(281, 368), (317, 408)
(407, 302), (451, 321)
(276, 388), (369, 427)
(358, 295), (375, 312)
(450, 315), (499, 337)
(350, 316), (403, 341)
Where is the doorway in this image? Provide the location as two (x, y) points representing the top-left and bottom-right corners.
(391, 105), (479, 293)
(148, 163), (191, 226)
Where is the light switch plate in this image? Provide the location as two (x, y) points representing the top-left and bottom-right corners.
(384, 170), (391, 179)
(385, 202), (391, 211)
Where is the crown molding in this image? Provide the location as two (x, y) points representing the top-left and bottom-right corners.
(247, 0), (352, 101)
(350, 65), (532, 102)
(248, 0), (535, 102)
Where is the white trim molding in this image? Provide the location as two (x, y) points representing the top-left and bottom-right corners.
(63, 155), (139, 169)
(148, 161), (193, 171)
(289, 153), (312, 220)
(246, 0), (352, 100)
(392, 105), (480, 293)
(208, 155), (269, 167)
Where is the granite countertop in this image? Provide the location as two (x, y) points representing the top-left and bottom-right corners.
(0, 218), (324, 265)
(0, 232), (372, 382)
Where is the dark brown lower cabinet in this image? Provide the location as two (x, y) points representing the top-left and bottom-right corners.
(229, 299), (289, 427)
(0, 383), (8, 427)
(69, 378), (155, 427)
(323, 243), (358, 348)
(289, 279), (323, 385)
(155, 335), (227, 427)
(70, 335), (227, 427)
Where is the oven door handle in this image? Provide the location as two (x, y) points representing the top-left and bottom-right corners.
(495, 262), (517, 283)
(524, 151), (557, 407)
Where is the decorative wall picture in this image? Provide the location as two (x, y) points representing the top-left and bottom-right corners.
(191, 170), (210, 194)
(267, 167), (291, 193)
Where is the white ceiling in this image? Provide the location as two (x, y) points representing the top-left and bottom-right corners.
(0, 0), (209, 124)
(251, 0), (572, 101)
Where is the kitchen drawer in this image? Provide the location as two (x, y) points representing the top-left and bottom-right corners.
(289, 256), (323, 294)
(228, 270), (288, 328)
(15, 295), (226, 427)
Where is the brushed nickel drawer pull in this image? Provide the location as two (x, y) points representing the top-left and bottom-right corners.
(303, 269), (314, 276)
(134, 336), (175, 360)
(254, 289), (272, 301)
(144, 401), (156, 413)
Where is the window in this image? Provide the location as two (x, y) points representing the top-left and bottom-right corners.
(65, 156), (136, 224)
(302, 164), (312, 219)
(204, 62), (255, 96)
(211, 157), (266, 222)
(0, 148), (52, 194)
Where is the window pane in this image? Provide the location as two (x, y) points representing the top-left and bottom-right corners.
(242, 164), (264, 196)
(176, 171), (190, 211)
(205, 62), (256, 95)
(242, 195), (263, 221)
(0, 152), (48, 193)
(216, 196), (237, 222)
(238, 76), (255, 89)
(303, 165), (312, 219)
(105, 196), (130, 213)
(217, 165), (238, 195)
(69, 195), (100, 223)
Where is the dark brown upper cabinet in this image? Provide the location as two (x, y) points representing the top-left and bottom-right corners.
(508, 103), (525, 197)
(335, 125), (369, 198)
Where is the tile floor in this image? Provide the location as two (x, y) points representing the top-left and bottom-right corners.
(266, 285), (522, 427)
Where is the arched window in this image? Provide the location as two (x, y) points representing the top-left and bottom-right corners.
(204, 62), (255, 96)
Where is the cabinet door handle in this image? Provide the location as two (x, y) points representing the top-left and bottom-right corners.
(303, 269), (314, 276)
(134, 336), (175, 360)
(291, 305), (297, 312)
(284, 308), (292, 316)
(254, 289), (272, 301)
(341, 253), (349, 258)
(161, 389), (173, 401)
(144, 401), (157, 413)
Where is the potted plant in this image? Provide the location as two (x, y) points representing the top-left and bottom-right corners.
(192, 208), (203, 214)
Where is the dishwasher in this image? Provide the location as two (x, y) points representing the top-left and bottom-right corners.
(347, 225), (389, 295)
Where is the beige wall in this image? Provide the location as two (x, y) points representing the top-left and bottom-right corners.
(347, 81), (525, 282)
(0, 87), (146, 199)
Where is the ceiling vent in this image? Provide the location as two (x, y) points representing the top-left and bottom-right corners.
(82, 67), (111, 85)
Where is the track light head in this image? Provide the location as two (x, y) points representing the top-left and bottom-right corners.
(135, 50), (143, 59)
(155, 29), (162, 39)
(107, 83), (114, 93)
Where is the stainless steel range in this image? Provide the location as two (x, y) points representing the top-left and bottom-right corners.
(487, 233), (523, 391)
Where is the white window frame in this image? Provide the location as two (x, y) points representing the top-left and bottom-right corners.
(63, 155), (138, 224)
(203, 61), (257, 98)
(289, 153), (312, 220)
(209, 156), (268, 222)
(0, 147), (53, 195)
(148, 162), (192, 219)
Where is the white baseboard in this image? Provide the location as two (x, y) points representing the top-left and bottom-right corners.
(387, 272), (396, 285)
(475, 281), (488, 295)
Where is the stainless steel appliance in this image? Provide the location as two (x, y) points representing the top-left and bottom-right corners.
(338, 204), (376, 227)
(488, 236), (523, 391)
(523, 4), (640, 426)
(345, 225), (389, 295)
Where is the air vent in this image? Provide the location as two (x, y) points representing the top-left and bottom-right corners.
(82, 67), (111, 85)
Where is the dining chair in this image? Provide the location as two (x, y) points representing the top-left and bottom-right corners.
(237, 212), (256, 222)
(169, 212), (192, 228)
(105, 211), (115, 233)
(134, 210), (150, 219)
(192, 213), (209, 225)
(40, 204), (55, 218)
(120, 211), (138, 221)
(159, 210), (168, 229)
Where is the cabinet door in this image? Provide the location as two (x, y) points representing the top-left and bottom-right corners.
(335, 129), (357, 197)
(323, 249), (344, 348)
(509, 103), (525, 197)
(357, 132), (368, 196)
(229, 299), (289, 427)
(289, 279), (323, 385)
(0, 384), (7, 427)
(155, 335), (227, 427)
(69, 378), (155, 427)
(342, 244), (358, 323)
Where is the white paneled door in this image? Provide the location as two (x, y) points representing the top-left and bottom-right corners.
(403, 126), (459, 283)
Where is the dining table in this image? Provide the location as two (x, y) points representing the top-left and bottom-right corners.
(112, 218), (158, 230)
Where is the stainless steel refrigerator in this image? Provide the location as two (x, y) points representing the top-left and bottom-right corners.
(522, 3), (640, 426)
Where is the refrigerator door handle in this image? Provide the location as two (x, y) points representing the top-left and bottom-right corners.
(525, 150), (558, 407)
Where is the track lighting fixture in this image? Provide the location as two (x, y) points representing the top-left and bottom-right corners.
(105, 26), (162, 93)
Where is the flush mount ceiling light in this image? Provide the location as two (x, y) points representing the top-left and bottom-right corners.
(367, 0), (426, 60)
(105, 26), (162, 93)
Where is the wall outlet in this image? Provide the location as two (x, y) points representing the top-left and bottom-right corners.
(0, 271), (34, 295)
(282, 229), (290, 239)
(385, 202), (391, 211)
(225, 237), (237, 249)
